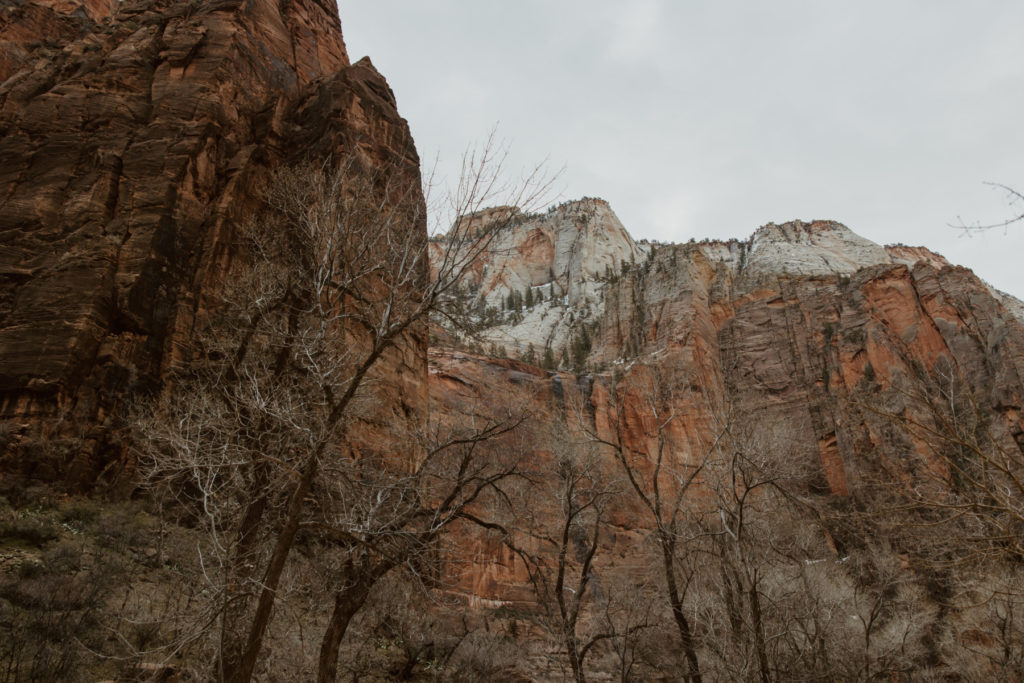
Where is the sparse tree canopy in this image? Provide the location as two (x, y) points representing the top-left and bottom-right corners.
(133, 136), (555, 682)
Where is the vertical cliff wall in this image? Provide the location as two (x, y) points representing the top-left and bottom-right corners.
(0, 0), (425, 484)
(594, 222), (1024, 498)
(434, 210), (1024, 609)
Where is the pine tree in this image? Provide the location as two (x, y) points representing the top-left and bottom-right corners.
(524, 342), (537, 365)
(542, 345), (555, 370)
(567, 324), (594, 373)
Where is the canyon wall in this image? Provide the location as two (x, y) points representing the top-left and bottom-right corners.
(435, 209), (1024, 606)
(0, 0), (424, 485)
(3, 3), (1023, 675)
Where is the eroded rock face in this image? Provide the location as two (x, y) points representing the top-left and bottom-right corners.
(0, 0), (420, 484)
(599, 220), (1024, 496)
(433, 212), (1024, 606)
(472, 198), (643, 306)
(743, 220), (891, 279)
(428, 349), (655, 608)
(26, 0), (118, 23)
(434, 209), (1024, 503)
(432, 197), (647, 356)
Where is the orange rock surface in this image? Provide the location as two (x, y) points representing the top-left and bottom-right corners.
(432, 220), (1024, 605)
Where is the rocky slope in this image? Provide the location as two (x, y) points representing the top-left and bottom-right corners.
(0, 0), (423, 484)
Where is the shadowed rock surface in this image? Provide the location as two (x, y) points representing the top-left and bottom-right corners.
(0, 0), (422, 484)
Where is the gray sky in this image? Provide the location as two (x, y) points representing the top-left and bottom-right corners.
(339, 1), (1024, 297)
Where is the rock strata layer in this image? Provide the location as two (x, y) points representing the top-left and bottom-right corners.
(433, 210), (1024, 603)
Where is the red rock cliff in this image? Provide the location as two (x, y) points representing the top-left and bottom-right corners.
(0, 0), (424, 483)
(434, 213), (1024, 606)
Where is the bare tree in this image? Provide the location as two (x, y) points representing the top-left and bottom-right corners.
(597, 574), (656, 683)
(326, 571), (470, 681)
(950, 566), (1024, 679)
(851, 357), (1024, 678)
(313, 407), (527, 682)
(862, 357), (1024, 563)
(579, 365), (715, 682)
(842, 547), (933, 680)
(549, 441), (612, 683)
(509, 429), (620, 683)
(952, 182), (1024, 233)
(696, 416), (794, 683)
(676, 387), (961, 681)
(134, 139), (554, 682)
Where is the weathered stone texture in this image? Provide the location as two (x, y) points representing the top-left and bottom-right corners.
(427, 216), (1024, 613)
(449, 214), (1024, 546)
(594, 223), (1024, 497)
(0, 0), (420, 483)
(431, 197), (647, 356)
(428, 349), (654, 608)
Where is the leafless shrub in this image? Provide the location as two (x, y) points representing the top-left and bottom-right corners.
(446, 631), (521, 682)
(0, 541), (122, 682)
(0, 514), (60, 547)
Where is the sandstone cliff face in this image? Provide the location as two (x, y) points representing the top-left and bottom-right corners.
(0, 1), (120, 83)
(435, 209), (1024, 606)
(432, 197), (646, 356)
(600, 219), (1024, 495)
(0, 0), (422, 483)
(428, 349), (653, 608)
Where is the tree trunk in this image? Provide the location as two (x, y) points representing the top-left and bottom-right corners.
(719, 553), (744, 647)
(225, 452), (321, 683)
(218, 458), (272, 678)
(566, 635), (587, 683)
(660, 536), (702, 683)
(316, 580), (373, 683)
(748, 581), (771, 683)
(317, 558), (399, 683)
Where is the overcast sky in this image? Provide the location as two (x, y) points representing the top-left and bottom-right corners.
(339, 1), (1024, 297)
